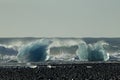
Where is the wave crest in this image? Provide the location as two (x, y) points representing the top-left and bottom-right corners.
(77, 41), (109, 61)
(17, 39), (51, 62)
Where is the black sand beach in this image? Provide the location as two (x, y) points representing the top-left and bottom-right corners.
(0, 62), (120, 80)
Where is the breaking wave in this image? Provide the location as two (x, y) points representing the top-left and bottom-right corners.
(47, 39), (82, 60)
(77, 41), (109, 61)
(17, 39), (51, 63)
(16, 39), (110, 62)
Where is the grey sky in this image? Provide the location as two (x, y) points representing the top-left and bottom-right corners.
(0, 0), (120, 37)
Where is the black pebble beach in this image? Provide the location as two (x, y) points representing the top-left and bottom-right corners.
(0, 62), (120, 80)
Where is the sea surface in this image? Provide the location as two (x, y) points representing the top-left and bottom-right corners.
(0, 37), (120, 65)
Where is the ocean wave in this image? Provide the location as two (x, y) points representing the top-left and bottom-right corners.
(1, 38), (120, 63)
(77, 41), (109, 61)
(0, 44), (18, 55)
(17, 39), (51, 62)
(16, 39), (111, 62)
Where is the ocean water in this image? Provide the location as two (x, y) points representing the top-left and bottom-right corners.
(0, 38), (120, 64)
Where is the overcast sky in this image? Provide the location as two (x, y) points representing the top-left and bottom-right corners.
(0, 0), (120, 37)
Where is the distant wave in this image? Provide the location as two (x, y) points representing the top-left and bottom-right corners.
(0, 44), (18, 62)
(0, 44), (18, 55)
